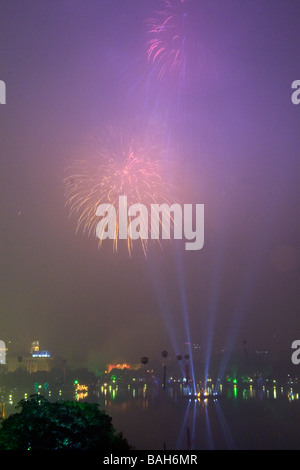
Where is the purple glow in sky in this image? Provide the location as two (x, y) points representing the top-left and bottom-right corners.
(0, 0), (300, 369)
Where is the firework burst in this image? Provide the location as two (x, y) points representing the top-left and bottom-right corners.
(64, 134), (174, 256)
(146, 0), (188, 82)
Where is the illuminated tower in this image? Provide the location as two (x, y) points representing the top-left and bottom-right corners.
(31, 341), (39, 354)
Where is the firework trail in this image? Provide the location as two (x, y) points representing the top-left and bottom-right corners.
(64, 132), (175, 256)
(143, 0), (204, 160)
(146, 0), (188, 83)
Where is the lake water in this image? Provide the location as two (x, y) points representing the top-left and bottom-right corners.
(97, 384), (300, 450)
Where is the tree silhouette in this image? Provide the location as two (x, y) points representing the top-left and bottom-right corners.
(0, 395), (131, 451)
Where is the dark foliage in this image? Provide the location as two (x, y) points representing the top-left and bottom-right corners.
(0, 395), (131, 451)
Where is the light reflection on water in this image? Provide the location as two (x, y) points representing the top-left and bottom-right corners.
(97, 384), (300, 450)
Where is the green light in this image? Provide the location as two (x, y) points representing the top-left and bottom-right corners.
(74, 380), (79, 384)
(233, 378), (237, 384)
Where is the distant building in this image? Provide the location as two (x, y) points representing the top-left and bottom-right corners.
(7, 354), (54, 373)
(106, 363), (141, 373)
(0, 341), (6, 365)
(6, 340), (54, 373)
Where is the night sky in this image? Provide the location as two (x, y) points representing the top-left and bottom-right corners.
(1, 0), (300, 370)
